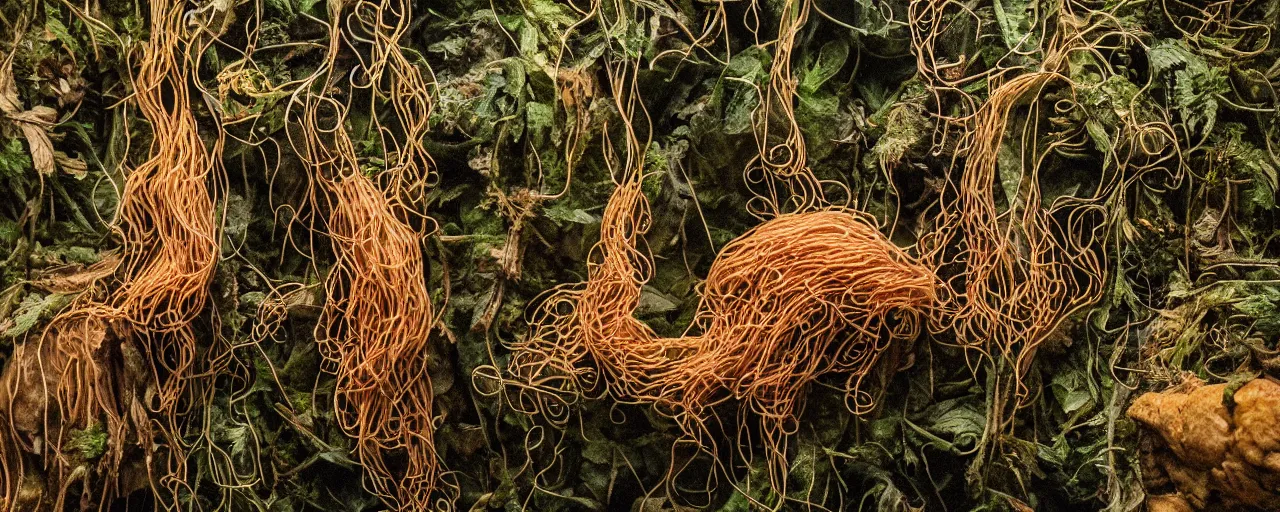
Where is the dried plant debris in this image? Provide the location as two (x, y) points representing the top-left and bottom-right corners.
(1128, 378), (1280, 510)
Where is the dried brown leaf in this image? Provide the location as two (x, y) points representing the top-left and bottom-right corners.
(30, 253), (121, 294)
(53, 150), (88, 178)
(0, 67), (60, 176)
(0, 61), (20, 115)
(18, 121), (55, 175)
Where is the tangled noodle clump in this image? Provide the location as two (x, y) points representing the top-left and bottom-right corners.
(316, 174), (443, 511)
(506, 170), (936, 493)
(1, 0), (218, 507)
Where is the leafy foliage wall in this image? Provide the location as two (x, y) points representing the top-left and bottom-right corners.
(0, 0), (1278, 510)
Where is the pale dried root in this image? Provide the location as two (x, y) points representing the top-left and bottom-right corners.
(1128, 378), (1280, 510)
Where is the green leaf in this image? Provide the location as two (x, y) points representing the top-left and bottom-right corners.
(296, 0), (322, 15)
(543, 203), (599, 225)
(527, 0), (576, 31)
(1235, 285), (1280, 337)
(525, 101), (554, 138)
(0, 220), (18, 246)
(723, 87), (759, 135)
(428, 36), (468, 57)
(721, 48), (770, 135)
(997, 140), (1023, 208)
(795, 90), (846, 159)
(517, 22), (539, 55)
(1148, 39), (1228, 135)
(581, 439), (611, 465)
(68, 424), (108, 460)
(871, 103), (928, 167)
(799, 40), (849, 95)
(924, 397), (985, 444)
(992, 0), (1031, 52)
(44, 5), (82, 55)
(1173, 67), (1226, 135)
(318, 450), (358, 468)
(1084, 119), (1112, 161)
(223, 193), (253, 240)
(636, 287), (678, 316)
(1050, 369), (1093, 415)
(3, 292), (70, 338)
(0, 138), (32, 179)
(1148, 40), (1204, 76)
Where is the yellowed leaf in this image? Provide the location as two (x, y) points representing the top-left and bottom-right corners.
(18, 122), (55, 176)
(54, 150), (88, 178)
(7, 107), (59, 176)
(0, 61), (20, 115)
(9, 105), (57, 125)
(30, 253), (121, 294)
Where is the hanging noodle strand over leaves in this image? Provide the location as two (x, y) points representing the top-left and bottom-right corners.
(494, 60), (936, 503)
(1, 0), (219, 507)
(286, 0), (452, 508)
(318, 173), (445, 511)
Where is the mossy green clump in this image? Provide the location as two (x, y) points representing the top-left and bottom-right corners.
(67, 424), (107, 461)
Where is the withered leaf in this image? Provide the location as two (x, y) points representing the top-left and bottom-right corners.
(53, 150), (88, 178)
(18, 121), (55, 176)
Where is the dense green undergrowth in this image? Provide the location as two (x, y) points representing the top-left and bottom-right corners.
(1, 0), (1278, 510)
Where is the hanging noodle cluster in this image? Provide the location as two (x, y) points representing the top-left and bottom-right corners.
(111, 0), (219, 419)
(904, 4), (1184, 478)
(921, 71), (1105, 389)
(1, 0), (218, 508)
(507, 174), (934, 496)
(915, 3), (1174, 399)
(317, 173), (443, 511)
(503, 97), (936, 494)
(347, 0), (438, 213)
(743, 0), (826, 215)
(286, 0), (450, 508)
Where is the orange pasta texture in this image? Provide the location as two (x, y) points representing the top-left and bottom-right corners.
(510, 175), (936, 492)
(318, 174), (441, 511)
(0, 0), (218, 507)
